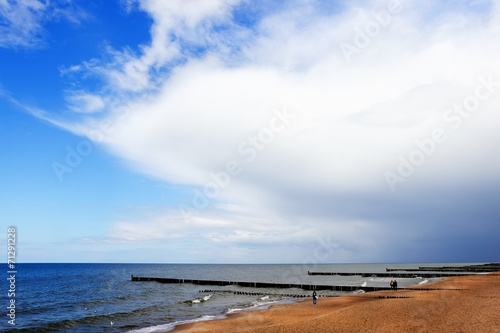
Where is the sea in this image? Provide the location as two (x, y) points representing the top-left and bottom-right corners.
(1, 263), (475, 333)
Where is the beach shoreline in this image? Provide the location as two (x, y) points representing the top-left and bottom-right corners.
(169, 273), (500, 332)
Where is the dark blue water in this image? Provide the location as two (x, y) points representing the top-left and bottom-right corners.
(1, 263), (470, 332)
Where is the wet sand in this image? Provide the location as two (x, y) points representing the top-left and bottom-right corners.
(171, 273), (500, 333)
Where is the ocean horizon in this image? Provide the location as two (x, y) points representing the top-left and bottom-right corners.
(3, 262), (485, 333)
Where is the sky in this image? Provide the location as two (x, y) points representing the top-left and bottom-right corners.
(1, 0), (499, 264)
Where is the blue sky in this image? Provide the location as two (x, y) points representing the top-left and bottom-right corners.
(1, 0), (499, 263)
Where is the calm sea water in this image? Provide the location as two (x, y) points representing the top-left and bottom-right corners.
(1, 263), (474, 332)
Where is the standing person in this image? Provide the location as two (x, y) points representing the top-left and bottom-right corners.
(390, 280), (394, 289)
(394, 280), (398, 290)
(312, 290), (317, 306)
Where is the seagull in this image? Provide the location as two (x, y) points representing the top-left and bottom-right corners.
(84, 308), (88, 311)
(110, 321), (114, 326)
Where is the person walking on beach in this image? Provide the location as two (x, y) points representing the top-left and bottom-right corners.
(312, 290), (317, 306)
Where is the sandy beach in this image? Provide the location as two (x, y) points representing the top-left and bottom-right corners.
(171, 273), (500, 333)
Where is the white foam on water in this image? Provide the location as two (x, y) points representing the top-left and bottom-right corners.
(127, 315), (222, 333)
(187, 294), (213, 304)
(252, 300), (279, 308)
(260, 296), (269, 300)
(419, 279), (429, 285)
(361, 281), (367, 287)
(226, 299), (281, 314)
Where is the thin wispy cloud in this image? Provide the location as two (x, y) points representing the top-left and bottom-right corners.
(0, 0), (87, 49)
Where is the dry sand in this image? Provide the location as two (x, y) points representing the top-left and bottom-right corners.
(171, 273), (500, 333)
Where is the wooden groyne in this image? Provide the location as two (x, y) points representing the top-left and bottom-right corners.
(198, 289), (419, 298)
(307, 271), (475, 278)
(130, 276), (392, 292)
(308, 264), (500, 278)
(198, 289), (322, 298)
(386, 263), (500, 273)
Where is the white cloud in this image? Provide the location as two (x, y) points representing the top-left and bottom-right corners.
(0, 0), (47, 48)
(38, 0), (500, 261)
(67, 93), (106, 113)
(0, 0), (87, 49)
(71, 0), (242, 93)
(100, 202), (386, 263)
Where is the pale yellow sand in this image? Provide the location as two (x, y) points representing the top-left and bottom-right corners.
(171, 273), (500, 333)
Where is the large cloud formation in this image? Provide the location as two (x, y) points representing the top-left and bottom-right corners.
(49, 0), (500, 262)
